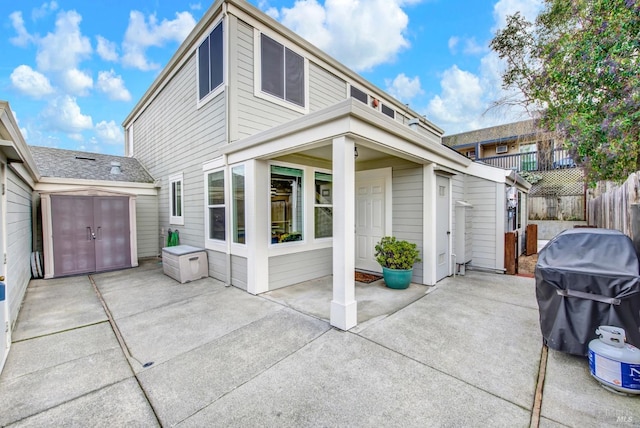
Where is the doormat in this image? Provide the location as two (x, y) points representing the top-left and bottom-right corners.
(355, 271), (383, 284)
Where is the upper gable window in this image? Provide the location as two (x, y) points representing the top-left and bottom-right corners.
(260, 34), (305, 107)
(198, 21), (224, 101)
(381, 104), (395, 119)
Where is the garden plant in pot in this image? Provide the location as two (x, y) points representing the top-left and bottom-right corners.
(374, 236), (421, 289)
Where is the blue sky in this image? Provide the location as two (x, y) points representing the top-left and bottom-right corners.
(0, 0), (543, 156)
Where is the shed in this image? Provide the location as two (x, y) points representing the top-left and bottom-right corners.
(30, 147), (159, 278)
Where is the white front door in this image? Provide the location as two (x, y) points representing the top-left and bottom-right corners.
(435, 175), (450, 281)
(355, 174), (386, 272)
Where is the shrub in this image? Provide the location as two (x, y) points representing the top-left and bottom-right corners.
(374, 236), (421, 270)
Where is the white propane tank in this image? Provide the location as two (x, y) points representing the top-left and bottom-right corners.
(588, 326), (640, 395)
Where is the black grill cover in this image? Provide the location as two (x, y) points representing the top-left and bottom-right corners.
(535, 228), (640, 355)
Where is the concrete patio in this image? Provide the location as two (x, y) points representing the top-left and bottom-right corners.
(0, 259), (638, 427)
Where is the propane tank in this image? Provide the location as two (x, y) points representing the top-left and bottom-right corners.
(588, 326), (640, 395)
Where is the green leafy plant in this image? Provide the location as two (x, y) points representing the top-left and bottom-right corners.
(374, 236), (421, 270)
(279, 232), (302, 243)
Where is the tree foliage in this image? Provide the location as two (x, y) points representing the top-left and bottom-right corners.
(490, 0), (640, 185)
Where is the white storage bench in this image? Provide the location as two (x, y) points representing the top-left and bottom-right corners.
(162, 245), (208, 284)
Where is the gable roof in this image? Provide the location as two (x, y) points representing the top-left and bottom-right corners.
(29, 146), (154, 183)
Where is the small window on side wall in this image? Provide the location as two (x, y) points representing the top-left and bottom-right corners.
(271, 165), (303, 244)
(232, 165), (245, 244)
(350, 86), (368, 104)
(260, 34), (305, 107)
(314, 172), (332, 239)
(169, 173), (184, 225)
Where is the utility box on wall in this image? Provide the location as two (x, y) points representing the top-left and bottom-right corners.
(455, 201), (473, 275)
(162, 245), (208, 284)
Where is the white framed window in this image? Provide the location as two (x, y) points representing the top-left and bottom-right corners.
(207, 169), (225, 241)
(197, 19), (224, 105)
(254, 30), (308, 113)
(169, 173), (184, 225)
(314, 171), (332, 239)
(231, 165), (246, 244)
(270, 164), (304, 244)
(350, 85), (368, 104)
(381, 104), (395, 119)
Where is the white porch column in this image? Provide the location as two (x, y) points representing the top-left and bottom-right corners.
(423, 164), (437, 285)
(246, 159), (269, 294)
(331, 136), (357, 330)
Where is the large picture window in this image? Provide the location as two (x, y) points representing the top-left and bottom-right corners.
(207, 170), (225, 241)
(169, 173), (184, 225)
(261, 34), (305, 107)
(198, 21), (223, 100)
(314, 172), (332, 239)
(232, 165), (245, 244)
(271, 165), (303, 244)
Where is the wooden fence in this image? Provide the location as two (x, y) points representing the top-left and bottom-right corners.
(586, 171), (640, 236)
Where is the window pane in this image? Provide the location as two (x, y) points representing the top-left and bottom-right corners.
(208, 171), (224, 205)
(350, 86), (367, 104)
(381, 104), (395, 118)
(232, 165), (245, 244)
(261, 34), (284, 98)
(315, 207), (332, 238)
(271, 165), (303, 244)
(209, 207), (225, 240)
(172, 181), (182, 217)
(285, 48), (304, 106)
(198, 37), (210, 99)
(315, 172), (332, 204)
(209, 23), (223, 91)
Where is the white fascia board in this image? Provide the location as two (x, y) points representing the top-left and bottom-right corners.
(464, 161), (516, 183)
(35, 177), (158, 196)
(0, 102), (41, 181)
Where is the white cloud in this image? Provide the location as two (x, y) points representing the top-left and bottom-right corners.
(492, 0), (544, 32)
(60, 68), (93, 95)
(40, 95), (93, 134)
(9, 12), (34, 47)
(448, 36), (459, 54)
(189, 3), (202, 10)
(96, 70), (132, 101)
(385, 73), (424, 102)
(32, 1), (59, 21)
(426, 0), (543, 133)
(10, 65), (55, 98)
(95, 120), (124, 144)
(121, 10), (196, 70)
(275, 0), (414, 72)
(96, 36), (119, 61)
(36, 10), (92, 72)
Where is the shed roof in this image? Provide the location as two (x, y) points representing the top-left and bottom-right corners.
(29, 146), (154, 183)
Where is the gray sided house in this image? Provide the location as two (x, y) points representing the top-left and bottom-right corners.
(0, 101), (40, 372)
(29, 147), (158, 279)
(123, 0), (530, 330)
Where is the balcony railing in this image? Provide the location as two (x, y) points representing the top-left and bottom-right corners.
(478, 148), (576, 172)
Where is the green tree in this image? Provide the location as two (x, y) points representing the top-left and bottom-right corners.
(490, 0), (640, 185)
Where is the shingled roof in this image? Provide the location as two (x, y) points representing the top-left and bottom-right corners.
(29, 146), (154, 183)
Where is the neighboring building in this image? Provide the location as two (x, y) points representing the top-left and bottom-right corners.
(444, 120), (586, 222)
(0, 101), (40, 372)
(123, 0), (530, 330)
(29, 147), (159, 279)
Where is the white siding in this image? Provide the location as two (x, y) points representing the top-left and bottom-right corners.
(136, 195), (158, 258)
(132, 53), (226, 252)
(451, 174), (465, 261)
(466, 176), (499, 270)
(6, 169), (32, 327)
(207, 249), (227, 282)
(308, 62), (347, 112)
(231, 255), (247, 290)
(269, 248), (332, 290)
(392, 165), (423, 283)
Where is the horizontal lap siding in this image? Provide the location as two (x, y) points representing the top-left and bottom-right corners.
(6, 170), (32, 326)
(207, 250), (227, 282)
(465, 177), (498, 269)
(268, 248), (332, 290)
(136, 195), (158, 258)
(451, 174), (465, 259)
(309, 63), (346, 112)
(231, 255), (247, 290)
(133, 54), (226, 254)
(392, 165), (423, 283)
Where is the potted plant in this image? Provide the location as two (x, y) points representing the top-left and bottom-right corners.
(374, 236), (421, 289)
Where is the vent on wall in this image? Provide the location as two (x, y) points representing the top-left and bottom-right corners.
(496, 145), (508, 154)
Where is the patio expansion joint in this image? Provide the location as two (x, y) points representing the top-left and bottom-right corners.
(352, 331), (536, 415)
(88, 275), (163, 427)
(173, 327), (334, 426)
(10, 320), (110, 344)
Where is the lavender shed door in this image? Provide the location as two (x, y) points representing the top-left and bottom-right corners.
(51, 195), (131, 276)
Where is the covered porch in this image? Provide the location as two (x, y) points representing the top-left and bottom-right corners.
(219, 99), (471, 330)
